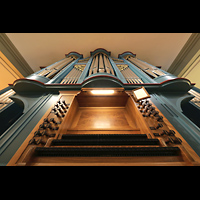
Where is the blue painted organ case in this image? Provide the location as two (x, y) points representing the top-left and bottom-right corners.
(0, 48), (199, 165)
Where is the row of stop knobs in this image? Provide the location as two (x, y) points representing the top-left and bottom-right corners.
(138, 100), (163, 122)
(138, 100), (182, 144)
(28, 99), (68, 145)
(52, 100), (69, 118)
(39, 100), (69, 130)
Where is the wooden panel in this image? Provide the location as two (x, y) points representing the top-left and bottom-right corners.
(27, 154), (185, 166)
(64, 130), (141, 135)
(76, 89), (129, 107)
(7, 92), (78, 166)
(125, 96), (151, 135)
(69, 107), (138, 131)
(7, 89), (200, 166)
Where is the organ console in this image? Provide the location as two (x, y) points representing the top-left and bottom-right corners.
(7, 88), (200, 166)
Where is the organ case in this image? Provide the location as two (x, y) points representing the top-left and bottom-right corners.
(7, 88), (200, 166)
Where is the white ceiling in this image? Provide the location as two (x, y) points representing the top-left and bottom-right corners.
(6, 33), (192, 72)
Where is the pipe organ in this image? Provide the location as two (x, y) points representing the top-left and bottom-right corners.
(126, 55), (166, 78)
(117, 64), (143, 83)
(37, 56), (76, 79)
(88, 53), (115, 76)
(1, 48), (200, 166)
(60, 65), (85, 84)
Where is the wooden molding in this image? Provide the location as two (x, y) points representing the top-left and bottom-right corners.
(168, 33), (200, 76)
(0, 33), (34, 76)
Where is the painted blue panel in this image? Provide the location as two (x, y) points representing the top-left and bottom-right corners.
(26, 75), (50, 83)
(0, 94), (58, 165)
(151, 93), (200, 157)
(108, 57), (127, 83)
(154, 75), (177, 83)
(90, 48), (111, 57)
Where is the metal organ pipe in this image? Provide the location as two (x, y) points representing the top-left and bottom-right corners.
(37, 57), (74, 79)
(88, 56), (96, 76)
(106, 56), (115, 75)
(68, 69), (78, 84)
(127, 57), (165, 78)
(98, 54), (104, 73)
(121, 69), (130, 83)
(88, 53), (115, 76)
(117, 64), (143, 84)
(92, 55), (99, 74)
(71, 69), (81, 84)
(103, 54), (111, 74)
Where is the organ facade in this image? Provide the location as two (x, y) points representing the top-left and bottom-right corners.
(0, 48), (200, 166)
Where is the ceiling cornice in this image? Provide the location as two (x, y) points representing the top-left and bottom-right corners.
(168, 33), (200, 76)
(0, 33), (34, 76)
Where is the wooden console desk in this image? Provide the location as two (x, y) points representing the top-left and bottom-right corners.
(8, 88), (200, 166)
